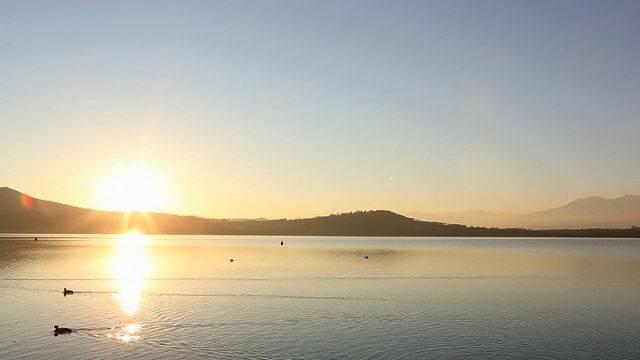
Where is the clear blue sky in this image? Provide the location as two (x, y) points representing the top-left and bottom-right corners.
(1, 0), (639, 218)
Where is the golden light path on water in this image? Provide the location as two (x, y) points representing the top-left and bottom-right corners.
(108, 231), (150, 342)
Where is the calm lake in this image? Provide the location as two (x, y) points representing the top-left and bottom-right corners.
(1, 235), (639, 359)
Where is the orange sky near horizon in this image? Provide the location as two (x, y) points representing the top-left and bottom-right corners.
(2, 2), (639, 220)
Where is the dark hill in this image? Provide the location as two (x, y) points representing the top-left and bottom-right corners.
(0, 187), (85, 215)
(227, 211), (470, 236)
(1, 187), (640, 237)
(0, 187), (214, 234)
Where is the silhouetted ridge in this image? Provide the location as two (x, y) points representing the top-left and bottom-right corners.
(0, 186), (85, 214)
(518, 194), (640, 229)
(224, 210), (449, 236)
(1, 187), (640, 237)
(0, 187), (91, 233)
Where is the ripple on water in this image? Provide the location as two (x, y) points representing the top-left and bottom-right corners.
(3, 237), (640, 359)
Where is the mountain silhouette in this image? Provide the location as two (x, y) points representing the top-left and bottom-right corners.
(406, 195), (640, 229)
(1, 187), (639, 237)
(516, 195), (640, 229)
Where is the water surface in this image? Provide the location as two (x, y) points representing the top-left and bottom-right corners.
(1, 235), (639, 359)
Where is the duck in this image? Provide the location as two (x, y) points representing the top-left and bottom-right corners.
(53, 325), (73, 336)
(363, 256), (369, 259)
(63, 288), (74, 296)
(229, 258), (234, 262)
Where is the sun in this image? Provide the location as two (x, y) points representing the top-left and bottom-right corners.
(94, 160), (174, 213)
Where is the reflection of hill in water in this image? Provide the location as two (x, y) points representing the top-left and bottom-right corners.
(1, 187), (640, 237)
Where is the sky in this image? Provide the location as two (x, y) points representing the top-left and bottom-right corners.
(1, 0), (639, 219)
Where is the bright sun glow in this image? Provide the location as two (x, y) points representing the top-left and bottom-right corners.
(94, 160), (174, 213)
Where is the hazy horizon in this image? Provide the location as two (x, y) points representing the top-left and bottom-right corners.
(2, 1), (639, 219)
(4, 184), (639, 217)
(4, 186), (639, 231)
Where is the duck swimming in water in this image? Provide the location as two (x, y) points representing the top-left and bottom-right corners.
(63, 288), (74, 296)
(53, 325), (73, 336)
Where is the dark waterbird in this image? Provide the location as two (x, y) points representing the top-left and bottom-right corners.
(363, 256), (369, 259)
(63, 288), (74, 296)
(230, 258), (234, 262)
(53, 325), (73, 336)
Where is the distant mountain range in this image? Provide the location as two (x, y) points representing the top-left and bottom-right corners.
(1, 187), (639, 237)
(406, 195), (640, 230)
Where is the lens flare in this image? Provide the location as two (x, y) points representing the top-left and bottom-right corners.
(21, 194), (33, 209)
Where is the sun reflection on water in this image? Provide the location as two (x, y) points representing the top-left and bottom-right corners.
(107, 324), (142, 342)
(111, 231), (150, 317)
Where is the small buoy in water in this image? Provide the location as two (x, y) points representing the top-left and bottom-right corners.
(35, 237), (37, 241)
(280, 241), (283, 246)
